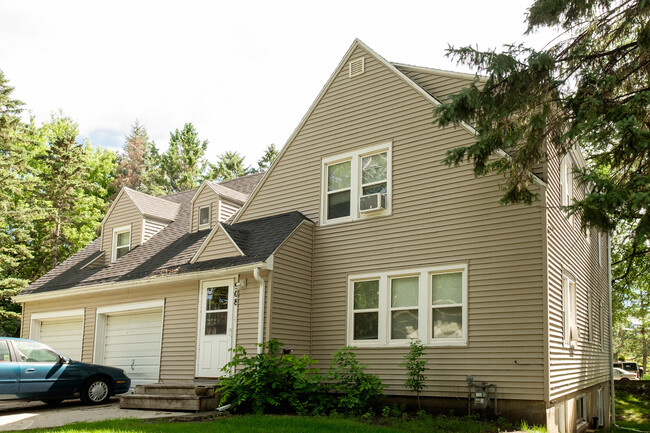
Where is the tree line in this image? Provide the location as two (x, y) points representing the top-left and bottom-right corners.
(0, 70), (277, 336)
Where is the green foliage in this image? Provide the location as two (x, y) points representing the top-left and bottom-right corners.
(255, 143), (279, 172)
(207, 151), (252, 181)
(400, 339), (428, 409)
(434, 0), (650, 249)
(159, 123), (208, 193)
(112, 120), (163, 196)
(219, 340), (321, 415)
(326, 346), (384, 416)
(219, 341), (384, 416)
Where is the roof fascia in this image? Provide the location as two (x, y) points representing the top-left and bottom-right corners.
(392, 63), (483, 81)
(78, 251), (105, 270)
(14, 262), (268, 303)
(232, 40), (365, 223)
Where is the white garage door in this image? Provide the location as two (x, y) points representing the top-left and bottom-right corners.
(38, 317), (83, 361)
(102, 309), (162, 386)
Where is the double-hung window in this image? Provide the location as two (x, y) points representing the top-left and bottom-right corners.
(348, 264), (467, 347)
(322, 143), (391, 224)
(112, 225), (131, 263)
(562, 272), (578, 346)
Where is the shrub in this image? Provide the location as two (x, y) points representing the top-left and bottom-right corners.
(400, 338), (428, 409)
(218, 340), (320, 414)
(326, 346), (384, 416)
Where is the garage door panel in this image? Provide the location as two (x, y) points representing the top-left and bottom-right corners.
(101, 308), (162, 386)
(38, 318), (83, 361)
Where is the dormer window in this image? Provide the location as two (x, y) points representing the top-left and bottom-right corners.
(199, 206), (211, 230)
(112, 225), (131, 263)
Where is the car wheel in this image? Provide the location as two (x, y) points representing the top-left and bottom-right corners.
(620, 378), (630, 381)
(41, 399), (64, 405)
(81, 378), (111, 404)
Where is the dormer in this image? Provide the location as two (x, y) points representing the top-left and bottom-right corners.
(100, 187), (180, 264)
(190, 181), (248, 233)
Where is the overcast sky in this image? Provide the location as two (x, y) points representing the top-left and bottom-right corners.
(0, 1), (557, 166)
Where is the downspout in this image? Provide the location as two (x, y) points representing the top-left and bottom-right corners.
(253, 267), (265, 354)
(608, 233), (616, 427)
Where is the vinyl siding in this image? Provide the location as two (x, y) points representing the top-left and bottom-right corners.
(269, 221), (314, 355)
(101, 194), (142, 261)
(190, 186), (219, 233)
(143, 219), (168, 243)
(21, 280), (200, 382)
(395, 66), (475, 103)
(195, 228), (243, 262)
(220, 199), (240, 223)
(545, 147), (611, 401)
(237, 44), (546, 400)
(235, 271), (270, 354)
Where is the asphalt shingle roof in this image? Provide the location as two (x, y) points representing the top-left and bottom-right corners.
(22, 176), (309, 296)
(124, 187), (181, 221)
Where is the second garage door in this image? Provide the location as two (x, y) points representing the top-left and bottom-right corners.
(101, 309), (162, 386)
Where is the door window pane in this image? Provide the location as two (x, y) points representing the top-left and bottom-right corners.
(206, 287), (228, 311)
(327, 161), (351, 191)
(432, 273), (462, 305)
(205, 312), (227, 335)
(354, 312), (378, 340)
(14, 341), (60, 363)
(391, 277), (418, 307)
(391, 310), (418, 339)
(354, 280), (379, 309)
(432, 307), (463, 339)
(327, 190), (351, 219)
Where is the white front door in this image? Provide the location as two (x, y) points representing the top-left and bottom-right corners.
(196, 279), (234, 377)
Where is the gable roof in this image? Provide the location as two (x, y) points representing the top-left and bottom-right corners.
(205, 181), (249, 204)
(124, 187), (181, 221)
(233, 39), (545, 223)
(219, 172), (265, 195)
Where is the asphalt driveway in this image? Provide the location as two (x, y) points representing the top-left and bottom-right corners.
(0, 398), (192, 431)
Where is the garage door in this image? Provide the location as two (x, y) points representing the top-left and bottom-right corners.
(102, 309), (162, 386)
(38, 317), (83, 361)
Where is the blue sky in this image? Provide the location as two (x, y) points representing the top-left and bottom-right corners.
(0, 0), (556, 167)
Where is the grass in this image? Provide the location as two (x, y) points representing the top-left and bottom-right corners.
(607, 390), (650, 432)
(643, 374), (650, 380)
(19, 413), (515, 433)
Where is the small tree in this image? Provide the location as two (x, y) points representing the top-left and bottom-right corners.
(401, 339), (428, 410)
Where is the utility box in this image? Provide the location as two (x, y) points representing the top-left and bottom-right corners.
(473, 390), (488, 409)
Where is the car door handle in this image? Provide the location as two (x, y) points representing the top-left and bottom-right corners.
(25, 368), (36, 373)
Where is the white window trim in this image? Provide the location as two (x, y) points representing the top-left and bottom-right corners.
(599, 299), (605, 351)
(111, 224), (131, 263)
(560, 155), (574, 224)
(562, 271), (578, 348)
(576, 394), (587, 422)
(598, 231), (604, 267)
(347, 263), (468, 348)
(588, 290), (593, 342)
(198, 205), (211, 230)
(321, 142), (392, 226)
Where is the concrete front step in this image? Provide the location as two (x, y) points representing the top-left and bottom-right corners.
(120, 383), (220, 412)
(134, 383), (216, 397)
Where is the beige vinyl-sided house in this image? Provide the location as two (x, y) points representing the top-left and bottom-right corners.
(15, 39), (611, 432)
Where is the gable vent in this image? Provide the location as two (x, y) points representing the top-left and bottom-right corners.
(348, 57), (365, 78)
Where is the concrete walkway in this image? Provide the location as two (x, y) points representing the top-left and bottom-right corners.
(0, 398), (193, 431)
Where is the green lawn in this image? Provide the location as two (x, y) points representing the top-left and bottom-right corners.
(607, 390), (650, 432)
(20, 414), (511, 433)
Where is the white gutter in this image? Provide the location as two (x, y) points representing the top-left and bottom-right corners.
(14, 262), (267, 303)
(253, 267), (265, 354)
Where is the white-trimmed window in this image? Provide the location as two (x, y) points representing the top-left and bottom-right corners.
(598, 231), (604, 267)
(599, 299), (605, 351)
(576, 394), (586, 422)
(560, 155), (574, 223)
(562, 272), (578, 346)
(348, 263), (468, 347)
(322, 143), (391, 225)
(112, 225), (131, 263)
(198, 205), (211, 230)
(588, 290), (593, 342)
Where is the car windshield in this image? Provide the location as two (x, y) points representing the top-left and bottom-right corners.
(14, 340), (60, 363)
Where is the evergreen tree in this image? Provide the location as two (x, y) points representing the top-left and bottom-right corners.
(0, 71), (33, 336)
(111, 120), (162, 196)
(255, 143), (279, 172)
(207, 151), (251, 181)
(159, 123), (208, 193)
(434, 0), (650, 244)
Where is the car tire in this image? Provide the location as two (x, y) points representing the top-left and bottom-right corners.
(620, 378), (630, 381)
(81, 377), (111, 405)
(41, 399), (64, 405)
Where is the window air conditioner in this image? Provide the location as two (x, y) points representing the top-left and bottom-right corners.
(359, 193), (387, 212)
